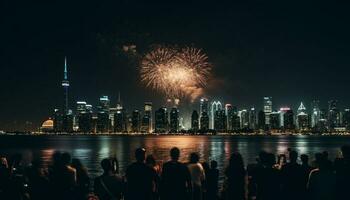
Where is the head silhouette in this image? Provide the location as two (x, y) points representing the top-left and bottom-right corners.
(170, 147), (180, 161)
(146, 155), (156, 166)
(300, 154), (309, 165)
(189, 152), (200, 164)
(61, 152), (71, 166)
(289, 150), (298, 163)
(135, 148), (146, 162)
(229, 152), (244, 170)
(101, 158), (112, 173)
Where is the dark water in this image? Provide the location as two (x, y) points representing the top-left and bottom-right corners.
(1, 135), (350, 181)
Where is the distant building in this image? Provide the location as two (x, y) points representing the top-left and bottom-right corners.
(328, 100), (340, 130)
(239, 109), (249, 129)
(53, 109), (63, 132)
(191, 110), (199, 131)
(263, 97), (273, 125)
(141, 102), (152, 133)
(131, 110), (141, 132)
(210, 101), (223, 129)
(62, 57), (70, 115)
(257, 110), (266, 130)
(78, 112), (93, 133)
(343, 109), (350, 131)
(283, 110), (295, 130)
(200, 112), (209, 131)
(279, 107), (291, 128)
(41, 119), (54, 132)
(225, 104), (234, 131)
(232, 114), (241, 131)
(249, 107), (257, 130)
(155, 107), (168, 133)
(114, 109), (126, 132)
(269, 111), (280, 130)
(311, 100), (321, 128)
(96, 96), (111, 133)
(296, 102), (309, 131)
(214, 110), (226, 132)
(170, 107), (179, 133)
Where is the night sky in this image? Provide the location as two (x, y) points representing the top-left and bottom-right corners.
(1, 1), (350, 131)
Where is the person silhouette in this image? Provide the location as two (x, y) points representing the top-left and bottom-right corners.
(125, 148), (157, 200)
(334, 145), (350, 200)
(94, 158), (123, 200)
(187, 152), (206, 200)
(308, 156), (336, 200)
(224, 152), (247, 200)
(206, 160), (219, 200)
(281, 150), (303, 200)
(161, 147), (192, 200)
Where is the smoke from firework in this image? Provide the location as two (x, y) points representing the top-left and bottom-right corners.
(140, 46), (212, 101)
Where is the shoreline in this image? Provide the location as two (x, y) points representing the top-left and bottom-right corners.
(1, 132), (350, 136)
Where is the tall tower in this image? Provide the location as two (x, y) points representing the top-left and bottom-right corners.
(61, 57), (70, 115)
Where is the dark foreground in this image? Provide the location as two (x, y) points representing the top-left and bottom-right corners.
(1, 143), (350, 200)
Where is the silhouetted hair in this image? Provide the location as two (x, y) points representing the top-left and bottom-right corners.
(146, 155), (156, 166)
(228, 152), (244, 170)
(289, 150), (298, 163)
(189, 152), (200, 163)
(170, 147), (180, 160)
(135, 148), (146, 162)
(101, 158), (112, 172)
(61, 152), (71, 166)
(300, 154), (309, 164)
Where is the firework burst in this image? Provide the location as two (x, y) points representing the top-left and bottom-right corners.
(140, 46), (211, 101)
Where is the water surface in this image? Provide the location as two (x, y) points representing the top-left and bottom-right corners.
(0, 135), (349, 181)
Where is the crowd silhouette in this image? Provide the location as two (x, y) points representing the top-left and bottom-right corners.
(1, 145), (350, 200)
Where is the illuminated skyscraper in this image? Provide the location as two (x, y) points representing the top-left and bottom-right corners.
(249, 107), (257, 130)
(279, 107), (291, 128)
(210, 101), (223, 129)
(141, 102), (152, 133)
(328, 100), (340, 129)
(257, 110), (266, 130)
(283, 109), (295, 130)
(97, 96), (111, 133)
(269, 111), (281, 130)
(155, 107), (168, 133)
(311, 100), (321, 128)
(296, 102), (309, 130)
(61, 57), (70, 115)
(199, 98), (209, 127)
(239, 109), (249, 129)
(200, 98), (209, 116)
(200, 112), (209, 131)
(214, 110), (226, 132)
(343, 109), (350, 131)
(170, 107), (179, 133)
(131, 110), (141, 132)
(191, 110), (199, 131)
(225, 104), (234, 130)
(263, 97), (272, 125)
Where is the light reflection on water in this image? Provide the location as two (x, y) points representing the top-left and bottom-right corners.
(0, 135), (349, 181)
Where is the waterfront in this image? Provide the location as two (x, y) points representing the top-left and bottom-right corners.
(0, 135), (349, 181)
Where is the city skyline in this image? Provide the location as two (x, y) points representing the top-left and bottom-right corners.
(2, 1), (350, 131)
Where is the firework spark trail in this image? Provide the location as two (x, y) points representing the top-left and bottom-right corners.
(140, 46), (211, 101)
